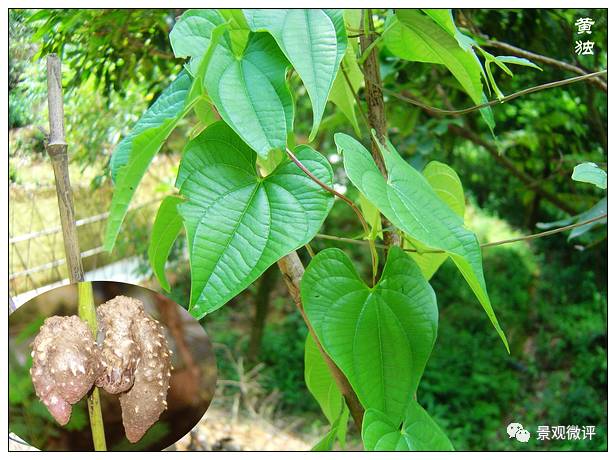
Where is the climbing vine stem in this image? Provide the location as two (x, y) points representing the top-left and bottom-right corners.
(77, 281), (107, 451)
(285, 147), (379, 284)
(369, 70), (607, 116)
(314, 213), (607, 253)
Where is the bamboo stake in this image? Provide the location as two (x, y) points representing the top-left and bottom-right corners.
(45, 53), (107, 451)
(46, 54), (84, 284)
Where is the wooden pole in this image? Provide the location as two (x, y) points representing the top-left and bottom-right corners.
(45, 54), (107, 451)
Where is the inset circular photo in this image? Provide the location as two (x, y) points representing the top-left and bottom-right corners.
(9, 281), (217, 451)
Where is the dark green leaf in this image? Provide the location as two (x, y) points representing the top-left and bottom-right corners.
(538, 198), (607, 241)
(568, 198), (607, 239)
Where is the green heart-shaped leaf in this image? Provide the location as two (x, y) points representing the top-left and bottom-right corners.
(170, 10), (293, 159)
(362, 403), (454, 451)
(244, 9), (347, 140)
(335, 133), (509, 352)
(302, 246), (438, 423)
(177, 121), (333, 318)
(205, 32), (294, 159)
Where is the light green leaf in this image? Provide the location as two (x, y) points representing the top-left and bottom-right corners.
(170, 9), (229, 74)
(538, 198), (606, 241)
(204, 32), (294, 159)
(423, 161), (465, 216)
(359, 193), (383, 240)
(256, 148), (285, 177)
(311, 407), (349, 451)
(568, 197), (607, 240)
(495, 55), (542, 71)
(385, 10), (494, 131)
(219, 9), (249, 29)
(408, 161), (465, 280)
(106, 11), (229, 252)
(219, 9), (250, 56)
(329, 45), (363, 136)
(311, 423), (337, 451)
(302, 246), (438, 423)
(186, 22), (230, 103)
(572, 162), (607, 189)
(421, 9), (475, 51)
(336, 133), (509, 351)
(304, 334), (350, 449)
(109, 72), (192, 181)
(244, 9), (347, 140)
(177, 121), (333, 318)
(148, 196), (184, 292)
(194, 99), (218, 128)
(480, 51), (541, 100)
(305, 334), (343, 424)
(344, 9), (362, 32)
(362, 403), (454, 451)
(104, 72), (193, 251)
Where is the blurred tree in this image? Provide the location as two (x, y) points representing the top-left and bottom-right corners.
(28, 9), (183, 98)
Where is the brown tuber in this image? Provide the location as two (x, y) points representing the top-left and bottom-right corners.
(29, 296), (172, 443)
(96, 296), (143, 394)
(97, 296), (172, 442)
(30, 315), (99, 425)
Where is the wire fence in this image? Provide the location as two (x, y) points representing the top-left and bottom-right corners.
(9, 187), (162, 298)
(9, 155), (178, 299)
